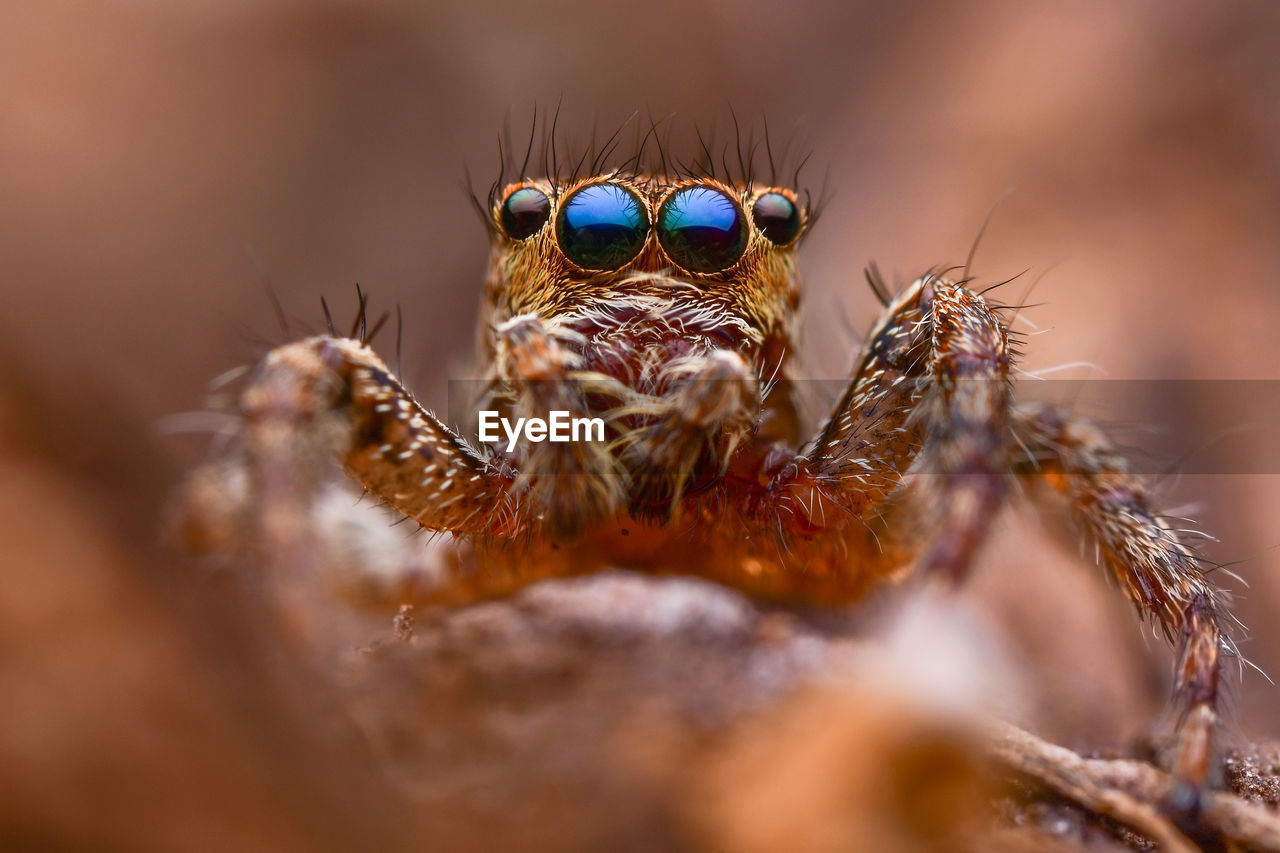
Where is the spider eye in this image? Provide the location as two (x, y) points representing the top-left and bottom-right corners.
(499, 187), (551, 240)
(752, 192), (801, 245)
(555, 183), (648, 270)
(656, 186), (746, 273)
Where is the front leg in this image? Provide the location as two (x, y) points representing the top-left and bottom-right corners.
(761, 273), (1013, 580)
(250, 336), (520, 537)
(492, 315), (628, 536)
(491, 315), (761, 528)
(614, 349), (760, 518)
(698, 274), (1011, 602)
(178, 335), (552, 609)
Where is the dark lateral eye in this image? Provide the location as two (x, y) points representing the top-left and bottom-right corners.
(499, 187), (551, 239)
(657, 186), (746, 273)
(555, 183), (648, 270)
(752, 192), (801, 245)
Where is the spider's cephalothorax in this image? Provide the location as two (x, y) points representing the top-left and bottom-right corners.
(478, 174), (807, 531)
(181, 163), (1237, 814)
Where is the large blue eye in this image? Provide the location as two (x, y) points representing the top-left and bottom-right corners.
(657, 186), (746, 273)
(752, 192), (801, 245)
(555, 183), (648, 270)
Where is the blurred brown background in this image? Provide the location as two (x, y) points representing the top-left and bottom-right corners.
(3, 1), (1280, 850)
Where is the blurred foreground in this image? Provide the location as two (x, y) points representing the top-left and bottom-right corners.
(3, 368), (1280, 851)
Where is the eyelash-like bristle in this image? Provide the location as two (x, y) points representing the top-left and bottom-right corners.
(484, 108), (816, 215)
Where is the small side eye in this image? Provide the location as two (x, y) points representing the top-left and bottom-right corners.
(657, 186), (746, 273)
(752, 192), (801, 245)
(500, 187), (551, 240)
(556, 183), (649, 270)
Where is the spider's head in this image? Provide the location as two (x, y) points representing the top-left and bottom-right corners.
(481, 173), (810, 377)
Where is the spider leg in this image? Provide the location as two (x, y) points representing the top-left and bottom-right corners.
(252, 336), (519, 535)
(613, 349), (760, 518)
(1014, 401), (1233, 810)
(492, 314), (628, 536)
(704, 275), (1011, 601)
(787, 274), (1013, 576)
(492, 316), (761, 528)
(176, 335), (543, 608)
(899, 275), (1013, 579)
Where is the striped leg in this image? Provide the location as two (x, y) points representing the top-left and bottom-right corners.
(783, 274), (1012, 581)
(1014, 401), (1234, 811)
(248, 336), (521, 537)
(492, 315), (627, 536)
(176, 335), (532, 615)
(615, 350), (760, 518)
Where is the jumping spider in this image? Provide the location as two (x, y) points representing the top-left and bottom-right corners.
(179, 159), (1237, 813)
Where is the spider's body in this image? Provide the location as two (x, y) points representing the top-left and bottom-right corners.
(476, 174), (800, 529)
(182, 164), (1236, 812)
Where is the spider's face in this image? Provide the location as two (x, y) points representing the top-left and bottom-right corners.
(483, 174), (808, 384)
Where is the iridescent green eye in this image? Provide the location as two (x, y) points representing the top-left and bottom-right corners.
(752, 192), (801, 245)
(499, 187), (551, 239)
(656, 186), (746, 273)
(556, 183), (648, 270)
